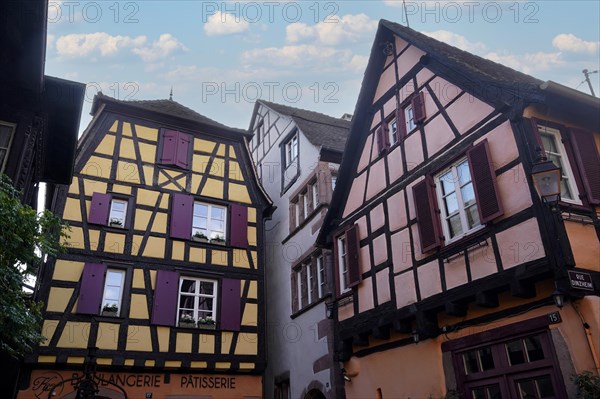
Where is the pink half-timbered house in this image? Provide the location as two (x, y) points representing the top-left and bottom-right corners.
(319, 20), (600, 398)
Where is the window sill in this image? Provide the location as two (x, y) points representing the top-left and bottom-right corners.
(290, 293), (331, 320)
(284, 203), (326, 243)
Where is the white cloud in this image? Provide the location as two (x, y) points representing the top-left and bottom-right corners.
(204, 11), (249, 36)
(485, 51), (564, 74)
(132, 34), (187, 62)
(423, 30), (486, 53)
(552, 34), (599, 54)
(285, 14), (378, 45)
(56, 32), (147, 57)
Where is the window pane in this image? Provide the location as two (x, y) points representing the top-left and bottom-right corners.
(517, 379), (538, 399)
(536, 375), (554, 398)
(199, 281), (215, 295)
(457, 160), (471, 186)
(440, 171), (455, 195)
(525, 336), (544, 362)
(181, 279), (196, 293)
(479, 347), (495, 371)
(111, 202), (125, 211)
(0, 126), (12, 147)
(463, 351), (480, 374)
(471, 387), (486, 399)
(560, 180), (573, 200)
(466, 205), (481, 229)
(488, 385), (502, 399)
(540, 134), (557, 153)
(211, 206), (224, 219)
(194, 204), (208, 217)
(506, 340), (526, 365)
(444, 192), (459, 214)
(211, 220), (224, 232)
(104, 286), (120, 300)
(448, 214), (463, 238)
(461, 183), (476, 205)
(106, 271), (122, 286)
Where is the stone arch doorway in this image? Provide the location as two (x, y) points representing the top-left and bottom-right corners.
(303, 388), (326, 399)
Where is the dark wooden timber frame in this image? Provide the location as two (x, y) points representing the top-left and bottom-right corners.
(317, 20), (600, 365)
(30, 97), (272, 376)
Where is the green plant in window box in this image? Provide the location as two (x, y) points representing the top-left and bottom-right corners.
(572, 371), (600, 399)
(197, 316), (216, 329)
(179, 314), (196, 328)
(192, 231), (209, 242)
(210, 234), (225, 245)
(109, 218), (123, 228)
(102, 303), (119, 316)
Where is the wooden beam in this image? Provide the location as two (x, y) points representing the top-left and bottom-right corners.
(475, 290), (499, 308)
(353, 332), (370, 347)
(416, 311), (439, 338)
(340, 339), (353, 362)
(445, 301), (468, 317)
(372, 324), (391, 340)
(393, 319), (412, 334)
(511, 279), (536, 298)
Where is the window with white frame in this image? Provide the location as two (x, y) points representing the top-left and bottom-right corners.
(331, 175), (337, 190)
(109, 199), (128, 228)
(101, 269), (126, 316)
(317, 254), (326, 298)
(538, 126), (580, 203)
(284, 134), (298, 168)
(178, 277), (217, 324)
(0, 122), (16, 173)
(404, 103), (416, 132)
(311, 181), (319, 207)
(337, 235), (350, 292)
(192, 202), (226, 240)
(435, 158), (481, 242)
(388, 118), (399, 145)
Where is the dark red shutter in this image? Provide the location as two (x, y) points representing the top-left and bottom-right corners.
(346, 224), (362, 288)
(150, 270), (179, 326)
(170, 193), (193, 239)
(230, 204), (248, 248)
(175, 132), (191, 169)
(396, 106), (407, 139)
(413, 177), (442, 253)
(220, 278), (241, 331)
(160, 129), (179, 165)
(412, 92), (426, 124)
(569, 128), (600, 204)
(300, 266), (308, 308)
(382, 122), (391, 149)
(333, 236), (341, 296)
(88, 192), (111, 225)
(467, 140), (504, 223)
(77, 263), (106, 314)
(376, 126), (384, 153)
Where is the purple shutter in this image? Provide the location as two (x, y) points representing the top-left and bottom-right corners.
(569, 128), (600, 204)
(346, 224), (362, 288)
(396, 106), (407, 139)
(88, 192), (111, 225)
(170, 193), (193, 239)
(175, 132), (191, 169)
(220, 279), (241, 331)
(150, 270), (179, 326)
(160, 129), (179, 165)
(77, 263), (106, 314)
(467, 140), (504, 223)
(229, 204), (248, 248)
(413, 176), (442, 253)
(412, 92), (426, 124)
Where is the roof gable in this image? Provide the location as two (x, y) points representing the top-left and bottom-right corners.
(257, 100), (351, 153)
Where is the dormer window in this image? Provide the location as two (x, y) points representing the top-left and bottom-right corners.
(284, 134), (298, 168)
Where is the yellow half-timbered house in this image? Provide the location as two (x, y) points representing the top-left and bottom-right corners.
(17, 94), (272, 399)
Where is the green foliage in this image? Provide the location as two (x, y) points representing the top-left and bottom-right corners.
(0, 175), (69, 356)
(572, 371), (600, 399)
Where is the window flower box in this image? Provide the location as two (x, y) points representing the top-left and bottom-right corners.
(109, 218), (123, 228)
(102, 304), (119, 316)
(192, 232), (209, 243)
(179, 314), (196, 328)
(197, 317), (216, 329)
(210, 235), (225, 245)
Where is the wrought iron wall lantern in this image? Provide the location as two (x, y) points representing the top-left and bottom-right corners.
(531, 146), (562, 209)
(46, 347), (128, 399)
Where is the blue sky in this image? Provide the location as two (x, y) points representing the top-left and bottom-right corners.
(45, 1), (600, 133)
